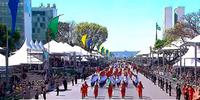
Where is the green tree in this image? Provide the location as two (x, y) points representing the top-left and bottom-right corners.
(154, 39), (167, 50)
(75, 22), (108, 50)
(0, 24), (21, 53)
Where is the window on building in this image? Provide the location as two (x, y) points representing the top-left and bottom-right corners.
(32, 28), (35, 33)
(37, 17), (40, 22)
(34, 23), (37, 27)
(40, 23), (45, 28)
(42, 17), (45, 21)
(37, 29), (40, 33)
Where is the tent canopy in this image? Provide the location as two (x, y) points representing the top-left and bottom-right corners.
(0, 40), (42, 66)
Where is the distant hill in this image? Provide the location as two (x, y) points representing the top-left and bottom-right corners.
(111, 51), (139, 58)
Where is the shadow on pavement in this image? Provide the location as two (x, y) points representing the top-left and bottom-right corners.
(142, 96), (152, 100)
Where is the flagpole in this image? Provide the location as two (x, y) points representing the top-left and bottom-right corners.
(46, 14), (64, 80)
(5, 30), (9, 83)
(156, 23), (158, 42)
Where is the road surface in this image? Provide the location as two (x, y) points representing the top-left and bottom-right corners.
(35, 73), (176, 100)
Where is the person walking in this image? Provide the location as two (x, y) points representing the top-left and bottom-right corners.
(176, 84), (182, 100)
(94, 83), (99, 99)
(137, 81), (144, 99)
(188, 86), (194, 100)
(121, 81), (126, 99)
(108, 83), (113, 99)
(84, 81), (89, 97)
(80, 84), (86, 99)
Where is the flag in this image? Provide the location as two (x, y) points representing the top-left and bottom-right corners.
(86, 38), (92, 49)
(101, 47), (105, 55)
(8, 0), (19, 36)
(156, 23), (161, 31)
(97, 44), (101, 51)
(48, 16), (59, 40)
(106, 49), (109, 56)
(81, 34), (87, 47)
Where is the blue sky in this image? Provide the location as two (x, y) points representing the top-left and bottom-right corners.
(32, 0), (200, 51)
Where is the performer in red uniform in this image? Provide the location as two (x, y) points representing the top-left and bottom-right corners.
(121, 81), (126, 99)
(108, 83), (113, 99)
(84, 81), (89, 96)
(94, 83), (98, 99)
(137, 81), (144, 99)
(189, 86), (195, 100)
(80, 84), (86, 99)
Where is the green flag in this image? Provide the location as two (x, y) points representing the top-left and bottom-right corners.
(156, 23), (161, 31)
(48, 16), (59, 40)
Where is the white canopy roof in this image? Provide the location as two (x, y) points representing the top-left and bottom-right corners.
(174, 35), (200, 67)
(44, 40), (74, 54)
(30, 40), (37, 50)
(187, 35), (200, 43)
(34, 40), (41, 50)
(39, 41), (45, 50)
(72, 46), (90, 56)
(0, 40), (42, 66)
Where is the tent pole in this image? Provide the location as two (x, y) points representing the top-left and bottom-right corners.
(194, 44), (197, 86)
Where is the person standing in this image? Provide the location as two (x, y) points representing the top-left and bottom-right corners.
(169, 82), (172, 96)
(108, 83), (113, 99)
(35, 89), (39, 99)
(42, 87), (46, 100)
(56, 82), (59, 96)
(176, 84), (182, 100)
(75, 75), (78, 84)
(63, 78), (67, 90)
(94, 83), (99, 99)
(72, 77), (74, 86)
(121, 81), (126, 99)
(137, 81), (144, 99)
(165, 80), (168, 93)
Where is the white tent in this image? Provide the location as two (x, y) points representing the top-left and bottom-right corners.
(174, 35), (200, 67)
(0, 40), (42, 66)
(34, 40), (41, 50)
(30, 40), (37, 50)
(72, 46), (90, 56)
(44, 40), (74, 54)
(39, 41), (45, 50)
(0, 54), (5, 66)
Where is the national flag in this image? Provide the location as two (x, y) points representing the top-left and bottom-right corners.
(86, 38), (92, 49)
(8, 0), (19, 36)
(156, 23), (161, 31)
(105, 49), (109, 56)
(97, 44), (101, 51)
(48, 16), (59, 40)
(101, 47), (105, 55)
(81, 34), (87, 47)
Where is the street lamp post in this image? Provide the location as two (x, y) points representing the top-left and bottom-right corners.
(5, 31), (9, 83)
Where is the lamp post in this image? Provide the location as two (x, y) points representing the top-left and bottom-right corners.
(5, 31), (9, 83)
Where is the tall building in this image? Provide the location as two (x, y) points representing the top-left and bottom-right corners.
(174, 7), (185, 24)
(0, 0), (32, 46)
(164, 7), (173, 31)
(32, 3), (57, 43)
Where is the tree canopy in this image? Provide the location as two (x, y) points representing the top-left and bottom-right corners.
(0, 24), (21, 53)
(75, 22), (108, 50)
